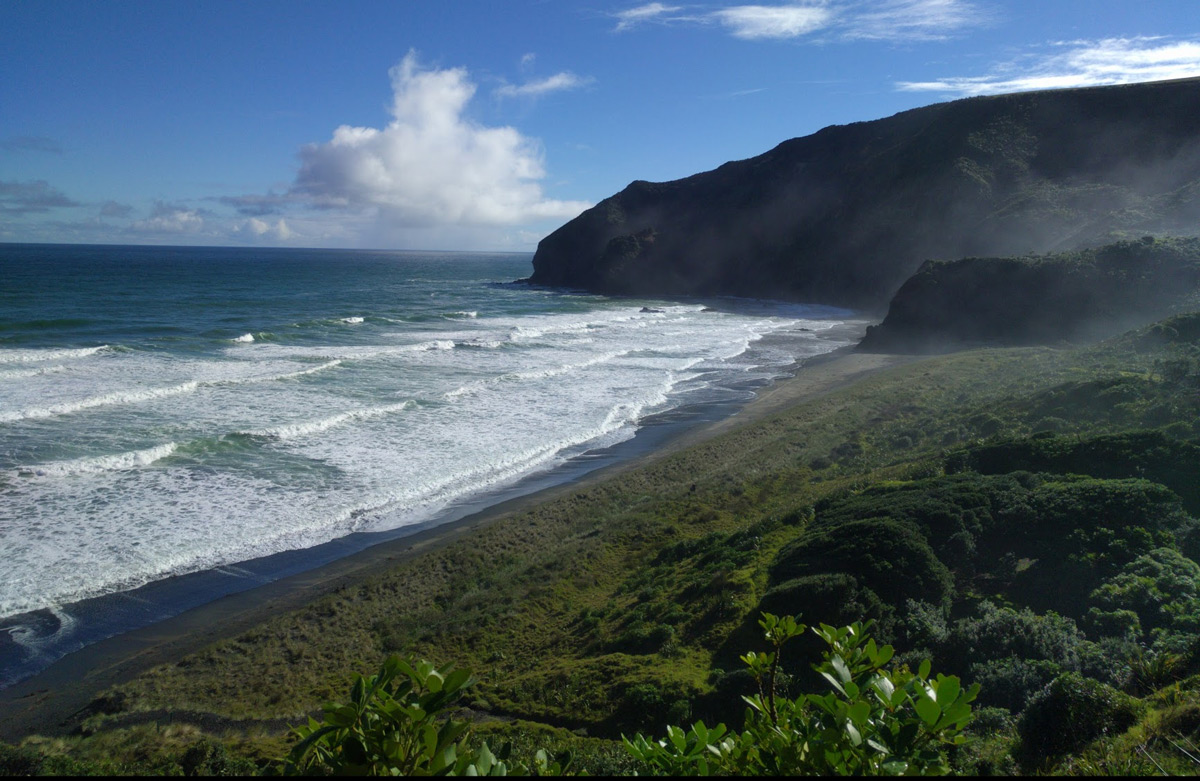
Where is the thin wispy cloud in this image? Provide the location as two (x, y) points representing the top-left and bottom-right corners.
(614, 3), (684, 32)
(898, 36), (1200, 95)
(702, 86), (769, 99)
(844, 0), (983, 41)
(612, 0), (981, 42)
(218, 193), (291, 217)
(0, 136), (64, 155)
(495, 72), (593, 98)
(291, 51), (591, 227)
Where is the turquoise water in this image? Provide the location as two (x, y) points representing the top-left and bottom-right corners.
(0, 243), (856, 678)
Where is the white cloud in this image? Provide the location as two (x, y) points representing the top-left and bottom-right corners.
(495, 72), (592, 98)
(898, 36), (1200, 95)
(130, 203), (208, 234)
(291, 51), (591, 227)
(713, 4), (833, 40)
(237, 217), (294, 241)
(614, 3), (684, 32)
(845, 0), (980, 41)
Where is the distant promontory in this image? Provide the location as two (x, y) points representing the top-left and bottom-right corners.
(530, 78), (1200, 312)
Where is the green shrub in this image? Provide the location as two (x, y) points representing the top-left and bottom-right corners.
(941, 602), (1087, 677)
(1017, 672), (1140, 760)
(967, 656), (1063, 713)
(945, 429), (1200, 514)
(758, 573), (886, 632)
(282, 656), (513, 776)
(771, 518), (955, 613)
(180, 738), (258, 777)
(624, 614), (979, 775)
(0, 743), (42, 776)
(1087, 547), (1200, 641)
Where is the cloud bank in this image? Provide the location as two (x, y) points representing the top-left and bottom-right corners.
(129, 202), (210, 234)
(898, 36), (1200, 95)
(0, 180), (79, 215)
(290, 51), (591, 227)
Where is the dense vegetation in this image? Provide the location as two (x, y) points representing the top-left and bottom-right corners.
(278, 616), (976, 776)
(530, 78), (1200, 310)
(3, 309), (1200, 774)
(859, 236), (1200, 351)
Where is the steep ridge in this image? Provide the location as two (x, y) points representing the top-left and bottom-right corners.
(530, 78), (1200, 311)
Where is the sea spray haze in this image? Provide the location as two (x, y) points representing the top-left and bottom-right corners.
(0, 244), (855, 683)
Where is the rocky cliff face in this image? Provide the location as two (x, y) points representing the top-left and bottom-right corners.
(530, 78), (1200, 312)
(857, 237), (1200, 352)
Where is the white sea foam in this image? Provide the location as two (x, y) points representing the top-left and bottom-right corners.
(236, 359), (342, 384)
(0, 345), (108, 364)
(4, 608), (77, 654)
(232, 333), (255, 343)
(510, 350), (630, 381)
(0, 364), (67, 380)
(342, 317), (364, 324)
(243, 400), (415, 440)
(442, 350), (631, 400)
(0, 381), (201, 423)
(0, 292), (858, 623)
(16, 443), (178, 478)
(0, 359), (340, 424)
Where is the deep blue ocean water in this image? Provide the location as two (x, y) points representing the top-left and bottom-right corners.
(0, 243), (857, 685)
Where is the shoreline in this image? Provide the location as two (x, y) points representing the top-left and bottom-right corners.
(0, 347), (912, 741)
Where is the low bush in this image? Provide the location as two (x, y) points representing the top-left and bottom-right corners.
(771, 518), (955, 614)
(1017, 672), (1140, 760)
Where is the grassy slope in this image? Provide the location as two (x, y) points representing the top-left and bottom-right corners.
(7, 319), (1200, 774)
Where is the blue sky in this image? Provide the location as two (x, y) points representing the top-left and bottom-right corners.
(2, 0), (1198, 251)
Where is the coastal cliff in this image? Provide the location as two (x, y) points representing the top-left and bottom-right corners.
(530, 78), (1200, 311)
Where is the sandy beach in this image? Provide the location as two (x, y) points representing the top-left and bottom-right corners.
(0, 349), (912, 741)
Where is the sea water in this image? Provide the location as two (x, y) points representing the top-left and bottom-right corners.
(0, 244), (856, 683)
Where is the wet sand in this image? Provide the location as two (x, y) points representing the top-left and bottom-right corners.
(0, 349), (912, 741)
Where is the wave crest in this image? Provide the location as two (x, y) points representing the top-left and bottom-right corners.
(16, 443), (178, 478)
(0, 345), (108, 364)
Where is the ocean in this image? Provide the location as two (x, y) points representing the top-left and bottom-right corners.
(0, 243), (857, 685)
